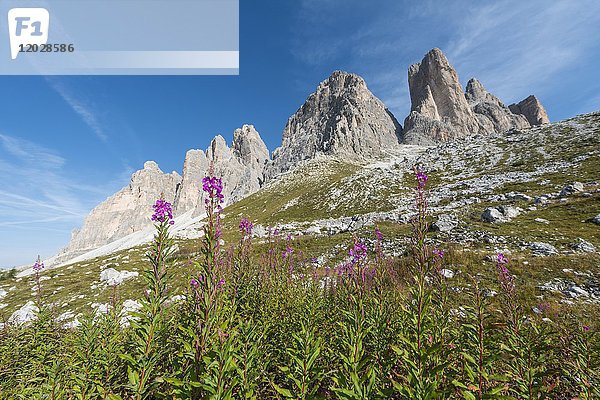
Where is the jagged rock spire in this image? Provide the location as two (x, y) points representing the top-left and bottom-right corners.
(267, 70), (402, 178)
(509, 95), (550, 125)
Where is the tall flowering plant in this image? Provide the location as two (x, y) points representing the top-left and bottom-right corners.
(331, 237), (379, 398)
(32, 255), (44, 308)
(392, 169), (450, 398)
(495, 253), (554, 397)
(174, 172), (238, 398)
(124, 197), (175, 399)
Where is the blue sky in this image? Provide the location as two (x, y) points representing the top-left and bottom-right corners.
(1, 0), (599, 267)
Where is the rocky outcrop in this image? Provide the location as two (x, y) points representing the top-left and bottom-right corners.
(267, 70), (402, 178)
(60, 125), (269, 260)
(206, 133), (266, 204)
(465, 78), (530, 133)
(233, 124), (270, 173)
(173, 149), (209, 215)
(509, 95), (550, 126)
(403, 48), (480, 144)
(175, 126), (269, 216)
(61, 161), (181, 258)
(403, 48), (549, 143)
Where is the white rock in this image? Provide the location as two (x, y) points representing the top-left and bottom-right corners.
(571, 238), (596, 253)
(529, 242), (558, 256)
(100, 268), (139, 286)
(440, 269), (455, 278)
(8, 301), (39, 325)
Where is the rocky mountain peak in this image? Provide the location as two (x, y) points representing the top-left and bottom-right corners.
(59, 161), (181, 260)
(267, 70), (401, 178)
(465, 78), (530, 133)
(465, 78), (499, 106)
(509, 95), (550, 126)
(403, 48), (547, 143)
(206, 135), (230, 162)
(143, 160), (160, 171)
(403, 48), (481, 144)
(232, 124), (269, 171)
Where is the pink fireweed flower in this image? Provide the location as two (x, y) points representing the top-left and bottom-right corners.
(374, 226), (384, 241)
(218, 278), (225, 287)
(495, 253), (515, 294)
(190, 278), (200, 288)
(433, 248), (445, 259)
(583, 325), (591, 332)
(239, 218), (253, 236)
(151, 199), (174, 224)
(349, 239), (368, 267)
(32, 259), (44, 272)
(416, 170), (428, 189)
(282, 234), (294, 259)
(497, 253), (509, 265)
(282, 245), (293, 259)
(202, 176), (224, 203)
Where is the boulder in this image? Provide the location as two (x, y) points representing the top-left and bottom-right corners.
(100, 268), (139, 286)
(559, 182), (584, 197)
(431, 214), (459, 232)
(8, 301), (38, 325)
(529, 242), (558, 256)
(571, 238), (596, 253)
(481, 207), (506, 223)
(481, 206), (521, 223)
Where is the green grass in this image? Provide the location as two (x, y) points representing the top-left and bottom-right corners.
(467, 193), (600, 249)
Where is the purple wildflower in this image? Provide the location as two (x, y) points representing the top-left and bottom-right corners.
(416, 170), (428, 189)
(282, 245), (293, 259)
(537, 302), (550, 313)
(239, 218), (253, 236)
(349, 240), (368, 266)
(218, 278), (225, 287)
(583, 325), (591, 332)
(202, 176), (224, 203)
(497, 253), (509, 265)
(433, 248), (445, 259)
(190, 278), (200, 288)
(33, 259), (44, 272)
(495, 253), (515, 294)
(151, 199), (174, 224)
(374, 226), (384, 241)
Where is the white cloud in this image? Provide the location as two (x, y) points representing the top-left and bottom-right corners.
(45, 77), (109, 142)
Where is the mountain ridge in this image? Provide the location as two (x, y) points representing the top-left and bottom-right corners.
(44, 48), (552, 267)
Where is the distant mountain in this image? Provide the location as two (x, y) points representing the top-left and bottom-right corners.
(402, 48), (548, 144)
(266, 70), (402, 178)
(49, 48), (551, 267)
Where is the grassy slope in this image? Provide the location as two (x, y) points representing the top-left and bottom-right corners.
(1, 113), (599, 323)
